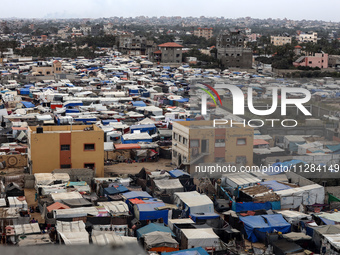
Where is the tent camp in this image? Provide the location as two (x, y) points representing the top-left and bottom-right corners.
(275, 210), (312, 224)
(91, 230), (137, 246)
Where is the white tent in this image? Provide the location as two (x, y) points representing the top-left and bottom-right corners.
(181, 228), (223, 251)
(173, 191), (214, 214)
(91, 230), (137, 246)
(56, 220), (89, 245)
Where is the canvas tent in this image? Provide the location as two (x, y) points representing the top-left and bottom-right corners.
(91, 230), (137, 246)
(173, 191), (214, 215)
(143, 231), (179, 252)
(56, 220), (89, 245)
(180, 228), (223, 251)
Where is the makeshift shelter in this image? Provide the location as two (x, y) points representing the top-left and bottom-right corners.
(272, 239), (304, 255)
(173, 191), (214, 215)
(98, 201), (130, 216)
(47, 202), (70, 212)
(56, 220), (89, 245)
(180, 228), (223, 251)
(91, 230), (137, 246)
(276, 210), (312, 223)
(239, 216), (272, 243)
(17, 234), (53, 246)
(143, 231), (179, 253)
(137, 223), (174, 238)
(134, 201), (169, 224)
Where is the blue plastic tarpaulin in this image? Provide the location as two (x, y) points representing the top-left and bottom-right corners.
(190, 213), (219, 222)
(262, 214), (291, 233)
(104, 185), (129, 195)
(132, 101), (146, 107)
(234, 201), (272, 213)
(123, 191), (152, 200)
(21, 101), (35, 108)
(169, 170), (190, 178)
(136, 203), (169, 224)
(239, 216), (272, 243)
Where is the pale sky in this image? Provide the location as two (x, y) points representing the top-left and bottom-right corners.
(1, 0), (339, 22)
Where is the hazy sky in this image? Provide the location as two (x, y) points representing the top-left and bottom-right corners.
(1, 0), (340, 22)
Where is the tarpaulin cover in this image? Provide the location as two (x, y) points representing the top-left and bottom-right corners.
(320, 217), (335, 225)
(132, 101), (146, 107)
(104, 185), (129, 195)
(261, 180), (292, 191)
(329, 194), (340, 203)
(239, 216), (272, 243)
(262, 214), (291, 233)
(136, 202), (169, 224)
(21, 101), (35, 108)
(234, 201), (272, 213)
(123, 191), (152, 200)
(162, 247), (209, 255)
(169, 170), (190, 178)
(136, 223), (174, 239)
(189, 213), (219, 222)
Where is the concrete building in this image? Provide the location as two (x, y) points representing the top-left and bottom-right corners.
(28, 125), (104, 177)
(328, 55), (340, 68)
(293, 53), (328, 69)
(118, 34), (149, 55)
(151, 42), (183, 65)
(193, 27), (213, 40)
(31, 60), (62, 76)
(172, 120), (254, 172)
(270, 36), (292, 46)
(298, 32), (318, 43)
(216, 29), (252, 69)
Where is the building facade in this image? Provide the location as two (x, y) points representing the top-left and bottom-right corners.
(298, 32), (318, 43)
(150, 42), (183, 65)
(216, 29), (252, 69)
(293, 53), (328, 69)
(172, 120), (254, 173)
(32, 60), (62, 76)
(28, 125), (104, 177)
(270, 36), (292, 46)
(193, 27), (213, 40)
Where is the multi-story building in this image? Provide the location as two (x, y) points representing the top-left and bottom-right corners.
(293, 53), (328, 69)
(118, 34), (148, 55)
(172, 120), (253, 173)
(31, 60), (62, 76)
(270, 36), (292, 46)
(150, 42), (183, 65)
(193, 27), (213, 40)
(28, 125), (104, 177)
(298, 32), (318, 43)
(216, 29), (253, 69)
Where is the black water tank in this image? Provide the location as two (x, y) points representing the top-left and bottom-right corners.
(36, 127), (43, 133)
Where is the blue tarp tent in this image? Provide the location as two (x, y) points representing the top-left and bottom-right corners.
(239, 216), (272, 243)
(266, 160), (305, 175)
(262, 214), (291, 233)
(20, 88), (30, 95)
(190, 212), (219, 222)
(21, 101), (35, 108)
(260, 180), (293, 191)
(103, 185), (129, 196)
(162, 247), (209, 255)
(326, 144), (340, 153)
(123, 191), (152, 201)
(130, 124), (156, 135)
(233, 201), (272, 213)
(136, 223), (174, 239)
(169, 170), (190, 178)
(240, 215), (291, 242)
(136, 202), (169, 224)
(132, 101), (146, 107)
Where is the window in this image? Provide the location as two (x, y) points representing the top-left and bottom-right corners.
(236, 138), (246, 145)
(215, 138), (225, 148)
(176, 54), (180, 58)
(174, 133), (178, 141)
(60, 164), (71, 169)
(215, 139), (225, 143)
(84, 163), (95, 169)
(84, 143), (95, 150)
(179, 135), (182, 143)
(61, 145), (70, 151)
(183, 137), (188, 145)
(173, 150), (177, 157)
(215, 157), (225, 163)
(190, 139), (199, 148)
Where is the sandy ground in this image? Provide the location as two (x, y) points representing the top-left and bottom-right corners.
(24, 188), (43, 224)
(104, 158), (174, 176)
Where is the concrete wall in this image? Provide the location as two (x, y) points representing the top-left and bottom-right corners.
(285, 171), (316, 187)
